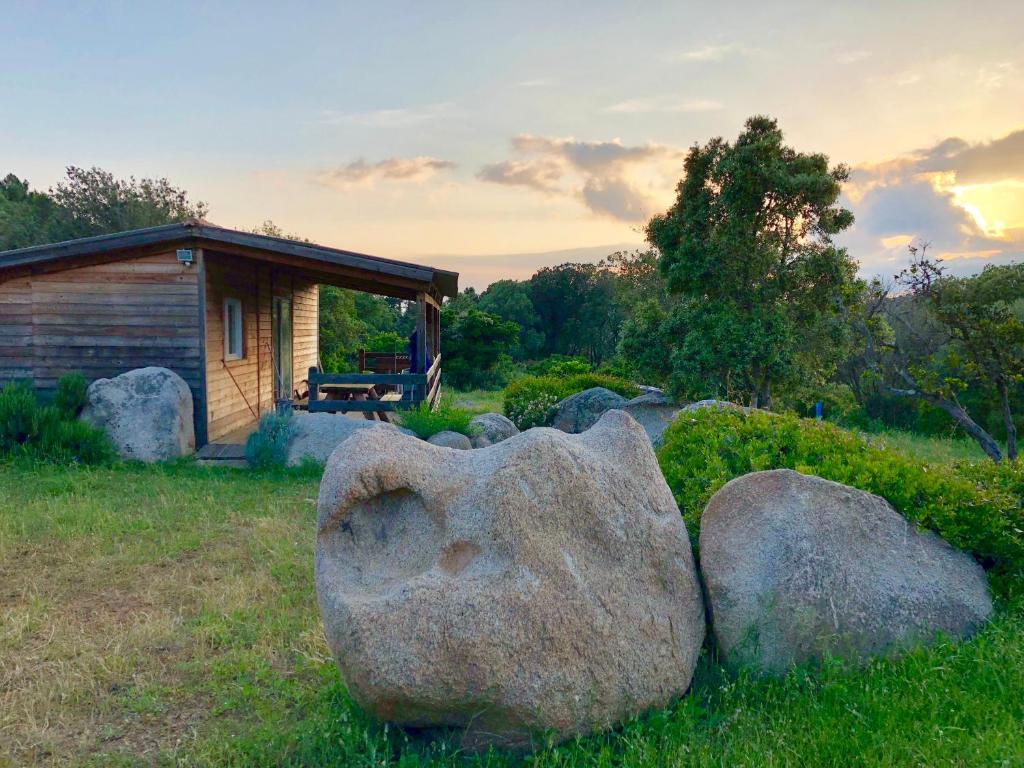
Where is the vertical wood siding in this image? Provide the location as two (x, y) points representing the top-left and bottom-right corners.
(292, 278), (318, 387)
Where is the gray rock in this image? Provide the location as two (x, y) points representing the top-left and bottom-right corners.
(315, 410), (705, 751)
(468, 412), (519, 448)
(287, 413), (406, 466)
(637, 385), (665, 396)
(623, 392), (680, 446)
(80, 367), (194, 462)
(550, 387), (628, 434)
(427, 430), (472, 450)
(700, 469), (993, 674)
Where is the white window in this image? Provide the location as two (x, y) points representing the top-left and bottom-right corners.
(223, 298), (244, 360)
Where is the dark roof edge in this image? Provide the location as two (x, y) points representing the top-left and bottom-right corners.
(0, 220), (459, 297)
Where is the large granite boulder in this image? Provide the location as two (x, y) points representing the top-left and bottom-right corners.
(550, 387), (628, 434)
(426, 430), (472, 450)
(468, 412), (519, 448)
(623, 391), (680, 447)
(315, 410), (705, 750)
(287, 413), (409, 466)
(700, 469), (993, 674)
(80, 367), (194, 462)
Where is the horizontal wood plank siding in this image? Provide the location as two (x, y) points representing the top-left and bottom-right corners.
(0, 278), (33, 384)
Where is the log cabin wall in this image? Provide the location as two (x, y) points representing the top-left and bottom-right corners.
(0, 251), (203, 436)
(292, 276), (318, 389)
(202, 251), (318, 443)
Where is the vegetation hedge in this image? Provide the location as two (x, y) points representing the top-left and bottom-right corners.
(657, 408), (1024, 589)
(0, 379), (114, 465)
(503, 373), (641, 429)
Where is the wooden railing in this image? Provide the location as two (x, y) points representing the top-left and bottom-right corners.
(306, 354), (441, 414)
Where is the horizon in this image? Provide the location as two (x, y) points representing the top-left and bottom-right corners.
(3, 1), (1022, 290)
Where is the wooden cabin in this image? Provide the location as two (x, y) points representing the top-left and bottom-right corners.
(0, 219), (457, 447)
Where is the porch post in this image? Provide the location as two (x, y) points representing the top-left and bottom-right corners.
(415, 292), (428, 402)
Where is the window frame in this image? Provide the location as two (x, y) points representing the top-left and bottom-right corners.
(223, 297), (244, 361)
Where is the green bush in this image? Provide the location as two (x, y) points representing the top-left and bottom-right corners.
(528, 355), (591, 377)
(245, 410), (296, 469)
(53, 372), (89, 417)
(503, 373), (641, 429)
(657, 408), (1024, 586)
(0, 381), (38, 451)
(0, 378), (114, 464)
(398, 400), (474, 440)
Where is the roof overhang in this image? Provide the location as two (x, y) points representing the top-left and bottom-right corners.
(0, 220), (459, 299)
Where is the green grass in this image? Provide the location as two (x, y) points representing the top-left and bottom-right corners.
(448, 388), (504, 415)
(863, 428), (993, 465)
(2, 438), (1022, 766)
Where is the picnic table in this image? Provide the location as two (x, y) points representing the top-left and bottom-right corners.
(318, 382), (380, 401)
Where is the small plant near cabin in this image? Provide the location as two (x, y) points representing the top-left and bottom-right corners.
(53, 371), (89, 417)
(245, 410), (296, 469)
(398, 400), (475, 440)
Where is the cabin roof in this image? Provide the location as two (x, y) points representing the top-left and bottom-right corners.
(0, 219), (459, 298)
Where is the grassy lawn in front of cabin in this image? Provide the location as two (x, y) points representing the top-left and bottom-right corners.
(1, 437), (1022, 767)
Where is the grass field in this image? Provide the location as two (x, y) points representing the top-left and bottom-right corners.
(1, 437), (1022, 766)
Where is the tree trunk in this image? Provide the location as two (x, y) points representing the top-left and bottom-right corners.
(928, 395), (1003, 462)
(997, 379), (1018, 461)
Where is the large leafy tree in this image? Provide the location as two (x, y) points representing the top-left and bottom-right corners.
(647, 116), (857, 407)
(478, 279), (544, 360)
(440, 307), (519, 389)
(528, 263), (622, 364)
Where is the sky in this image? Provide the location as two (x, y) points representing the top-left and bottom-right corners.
(2, 1), (1023, 289)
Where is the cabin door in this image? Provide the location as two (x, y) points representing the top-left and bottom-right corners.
(272, 296), (292, 402)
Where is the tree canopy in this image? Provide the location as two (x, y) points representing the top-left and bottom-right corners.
(645, 116), (858, 407)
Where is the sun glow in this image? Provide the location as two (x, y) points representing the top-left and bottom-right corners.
(950, 180), (1024, 240)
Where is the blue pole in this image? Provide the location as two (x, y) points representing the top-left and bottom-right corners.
(815, 401), (823, 421)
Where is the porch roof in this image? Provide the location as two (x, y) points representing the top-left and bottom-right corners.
(0, 219), (458, 300)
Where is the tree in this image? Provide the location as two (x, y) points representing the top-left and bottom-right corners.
(647, 116), (857, 407)
(0, 174), (60, 250)
(440, 307), (519, 390)
(528, 263), (623, 364)
(862, 244), (1023, 462)
(478, 279), (544, 360)
(48, 166), (207, 239)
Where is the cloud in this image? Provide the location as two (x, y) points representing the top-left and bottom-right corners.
(837, 49), (872, 64)
(319, 102), (454, 128)
(605, 98), (724, 114)
(977, 62), (1016, 90)
(316, 156), (456, 187)
(476, 159), (563, 192)
(479, 134), (681, 221)
(669, 43), (744, 62)
(840, 126), (1024, 277)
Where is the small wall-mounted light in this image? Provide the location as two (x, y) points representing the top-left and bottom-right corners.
(176, 248), (194, 266)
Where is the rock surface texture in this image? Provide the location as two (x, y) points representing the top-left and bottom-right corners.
(286, 413), (408, 466)
(426, 430), (473, 450)
(700, 469), (993, 674)
(550, 387), (628, 434)
(622, 391), (680, 446)
(315, 410), (705, 750)
(468, 412), (520, 448)
(80, 367), (194, 462)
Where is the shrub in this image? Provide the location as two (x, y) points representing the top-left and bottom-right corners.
(0, 379), (114, 464)
(657, 408), (1024, 585)
(528, 355), (591, 377)
(503, 373), (641, 429)
(399, 400), (475, 439)
(53, 372), (89, 417)
(0, 381), (38, 451)
(245, 410), (295, 469)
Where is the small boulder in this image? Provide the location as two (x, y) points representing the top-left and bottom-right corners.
(700, 469), (993, 674)
(287, 413), (407, 466)
(550, 387), (627, 433)
(80, 367), (194, 462)
(315, 410), (705, 750)
(427, 430), (472, 450)
(468, 412), (519, 448)
(623, 392), (680, 447)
